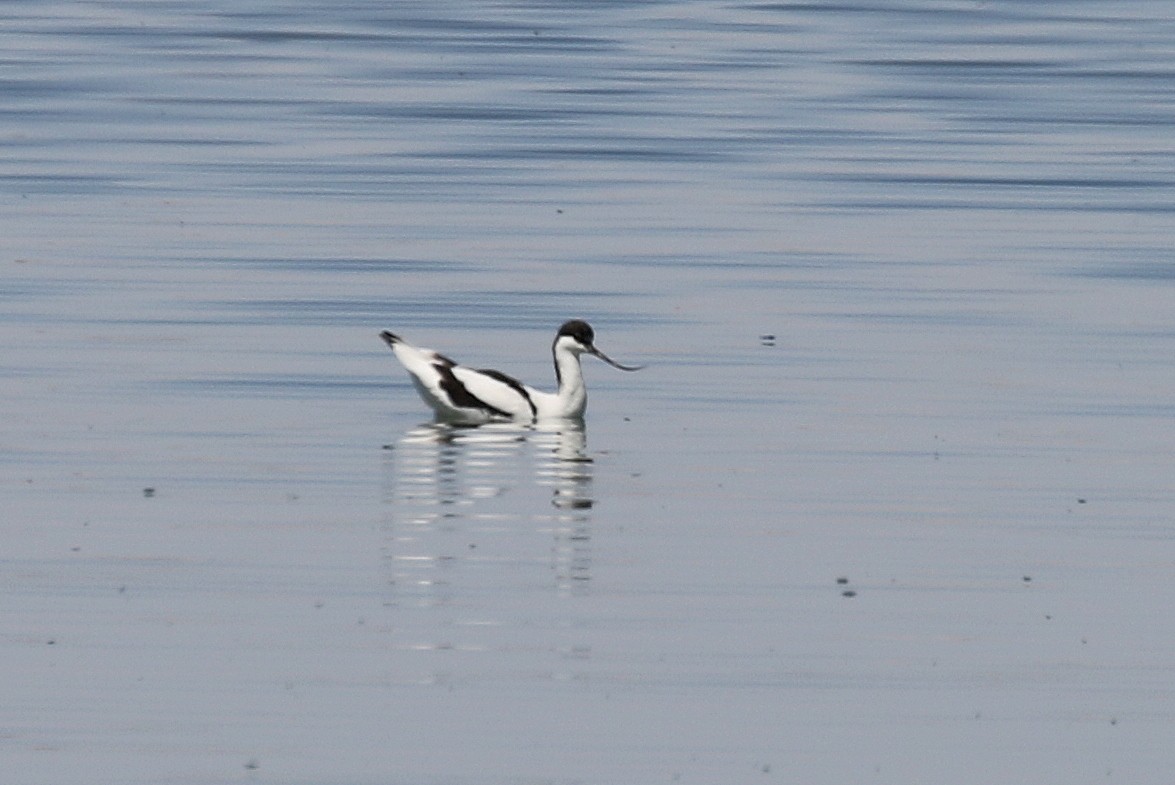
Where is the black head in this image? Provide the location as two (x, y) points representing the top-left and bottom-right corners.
(554, 320), (643, 372)
(557, 319), (595, 349)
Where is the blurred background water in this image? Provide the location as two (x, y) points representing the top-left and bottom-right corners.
(3, 1), (1174, 783)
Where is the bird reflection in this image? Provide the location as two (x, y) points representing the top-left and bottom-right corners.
(381, 420), (595, 607)
(531, 421), (593, 511)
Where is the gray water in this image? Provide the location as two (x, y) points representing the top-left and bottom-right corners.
(4, 1), (1175, 783)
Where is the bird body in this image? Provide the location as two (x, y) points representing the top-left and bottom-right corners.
(380, 320), (640, 425)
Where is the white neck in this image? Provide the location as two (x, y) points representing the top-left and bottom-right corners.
(553, 345), (588, 418)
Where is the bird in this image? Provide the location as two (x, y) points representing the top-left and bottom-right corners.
(379, 320), (642, 424)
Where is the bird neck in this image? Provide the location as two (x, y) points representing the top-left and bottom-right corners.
(553, 348), (587, 410)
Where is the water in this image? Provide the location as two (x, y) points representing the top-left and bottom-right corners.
(3, 1), (1175, 783)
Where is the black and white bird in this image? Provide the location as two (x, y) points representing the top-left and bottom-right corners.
(379, 320), (642, 424)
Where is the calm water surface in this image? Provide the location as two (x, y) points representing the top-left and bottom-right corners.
(3, 1), (1175, 783)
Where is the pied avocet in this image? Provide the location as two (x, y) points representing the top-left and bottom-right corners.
(379, 320), (641, 424)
